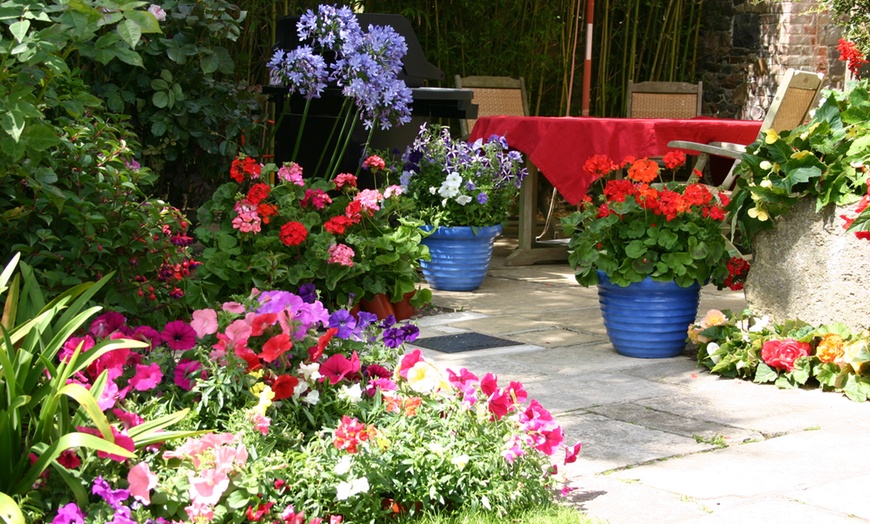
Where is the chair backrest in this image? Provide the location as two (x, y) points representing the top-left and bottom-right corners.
(760, 69), (825, 135)
(626, 80), (703, 119)
(454, 75), (529, 138)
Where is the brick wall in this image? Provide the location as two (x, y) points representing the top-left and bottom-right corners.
(698, 0), (845, 120)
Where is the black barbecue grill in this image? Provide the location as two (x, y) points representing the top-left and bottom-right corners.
(269, 13), (478, 181)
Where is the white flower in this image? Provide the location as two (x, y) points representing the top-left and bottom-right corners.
(147, 4), (166, 21)
(298, 362), (321, 381)
(438, 181), (460, 198)
(292, 382), (309, 400)
(429, 186), (438, 195)
(455, 195), (472, 206)
(749, 316), (771, 332)
(445, 172), (463, 186)
(334, 455), (353, 475)
(759, 160), (772, 170)
(338, 383), (363, 403)
(706, 342), (721, 364)
(427, 443), (445, 455)
(336, 477), (369, 501)
(407, 361), (448, 394)
(451, 454), (470, 470)
(303, 390), (320, 406)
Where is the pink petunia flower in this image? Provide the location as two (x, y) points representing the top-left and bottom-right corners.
(88, 312), (127, 339)
(564, 441), (583, 465)
(397, 349), (424, 379)
(76, 426), (135, 462)
(222, 301), (246, 314)
(59, 335), (95, 363)
(161, 320), (197, 350)
(112, 408), (145, 430)
(190, 308), (219, 339)
(131, 325), (162, 350)
(128, 462), (158, 505)
(480, 373), (499, 396)
(174, 359), (204, 391)
(129, 362), (163, 391)
(320, 352), (360, 385)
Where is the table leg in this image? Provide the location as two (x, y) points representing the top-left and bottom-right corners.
(504, 163), (570, 266)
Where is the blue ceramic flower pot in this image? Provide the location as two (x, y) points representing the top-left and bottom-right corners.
(596, 270), (701, 358)
(420, 225), (502, 291)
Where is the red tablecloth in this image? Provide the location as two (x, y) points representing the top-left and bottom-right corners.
(468, 116), (763, 205)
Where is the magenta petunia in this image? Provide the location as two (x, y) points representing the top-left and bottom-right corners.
(174, 358), (204, 391)
(320, 352), (360, 385)
(129, 362), (163, 391)
(161, 320), (197, 350)
(131, 325), (162, 350)
(89, 311), (127, 339)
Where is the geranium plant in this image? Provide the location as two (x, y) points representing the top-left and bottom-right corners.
(399, 125), (528, 227)
(690, 309), (870, 402)
(191, 154), (430, 310)
(562, 153), (738, 288)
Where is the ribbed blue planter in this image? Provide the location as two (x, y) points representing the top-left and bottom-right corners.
(596, 270), (701, 358)
(420, 225), (502, 291)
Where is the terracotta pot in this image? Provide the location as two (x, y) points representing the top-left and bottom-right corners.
(391, 291), (416, 321)
(360, 293), (395, 320)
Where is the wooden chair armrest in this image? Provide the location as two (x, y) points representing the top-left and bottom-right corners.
(667, 140), (746, 159)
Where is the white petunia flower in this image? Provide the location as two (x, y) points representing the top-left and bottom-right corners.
(303, 390), (320, 406)
(338, 383), (363, 403)
(455, 195), (472, 205)
(334, 455), (353, 475)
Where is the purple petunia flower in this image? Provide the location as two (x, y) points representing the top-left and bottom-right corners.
(92, 476), (130, 509)
(382, 327), (403, 348)
(298, 283), (318, 303)
(400, 323), (420, 343)
(160, 320), (196, 351)
(328, 310), (358, 339)
(257, 290), (303, 314)
(52, 502), (85, 524)
(379, 315), (397, 329)
(356, 310), (378, 330)
(477, 192), (489, 205)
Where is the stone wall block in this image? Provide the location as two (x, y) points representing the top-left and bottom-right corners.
(745, 198), (870, 331)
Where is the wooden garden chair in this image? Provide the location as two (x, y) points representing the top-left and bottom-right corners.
(626, 79), (704, 119)
(668, 69), (825, 189)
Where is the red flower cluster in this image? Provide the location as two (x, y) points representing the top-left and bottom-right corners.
(583, 154), (618, 179)
(838, 38), (868, 78)
(601, 177), (724, 223)
(333, 415), (375, 454)
(246, 183), (271, 205)
(724, 256), (750, 290)
(279, 221), (308, 246)
(663, 150), (687, 170)
(761, 338), (811, 372)
(230, 155), (262, 183)
(626, 158), (660, 183)
(840, 181), (870, 240)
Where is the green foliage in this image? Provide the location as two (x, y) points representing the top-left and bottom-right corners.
(83, 0), (266, 212)
(0, 255), (138, 512)
(727, 79), (870, 242)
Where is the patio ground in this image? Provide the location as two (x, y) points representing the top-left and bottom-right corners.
(409, 237), (870, 523)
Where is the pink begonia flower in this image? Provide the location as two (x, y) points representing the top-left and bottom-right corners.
(327, 243), (355, 267)
(190, 308), (219, 339)
(128, 462), (158, 504)
(129, 362), (163, 391)
(174, 359), (204, 391)
(164, 433), (238, 469)
(188, 468), (230, 506)
(502, 436), (525, 464)
(147, 4), (166, 22)
(222, 301), (246, 314)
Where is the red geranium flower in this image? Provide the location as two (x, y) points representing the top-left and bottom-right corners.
(246, 183), (271, 205)
(279, 221), (308, 246)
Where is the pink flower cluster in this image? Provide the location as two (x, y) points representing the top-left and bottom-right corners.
(232, 200), (262, 233)
(162, 433), (249, 520)
(327, 243), (355, 266)
(277, 162), (305, 185)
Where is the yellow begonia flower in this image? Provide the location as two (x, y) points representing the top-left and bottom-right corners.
(800, 122), (819, 140)
(759, 160), (772, 170)
(790, 150), (810, 160)
(748, 206), (770, 221)
(764, 129), (779, 144)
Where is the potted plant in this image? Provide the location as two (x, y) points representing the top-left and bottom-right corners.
(192, 155), (430, 314)
(399, 125), (528, 291)
(561, 153), (741, 358)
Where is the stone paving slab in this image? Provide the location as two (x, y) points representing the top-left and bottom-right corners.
(417, 242), (870, 523)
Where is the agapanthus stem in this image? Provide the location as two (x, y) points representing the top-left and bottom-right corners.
(315, 97), (352, 178)
(354, 126), (377, 178)
(326, 105), (360, 181)
(291, 98), (312, 163)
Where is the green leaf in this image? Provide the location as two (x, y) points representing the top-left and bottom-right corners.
(152, 91), (169, 109)
(0, 492), (24, 524)
(117, 19), (142, 48)
(124, 10), (161, 33)
(21, 124), (60, 151)
(200, 50), (219, 74)
(9, 20), (30, 43)
(624, 240), (646, 258)
(753, 362), (778, 383)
